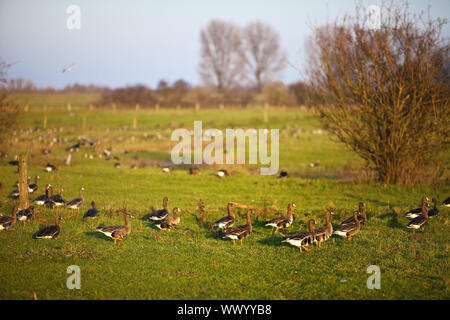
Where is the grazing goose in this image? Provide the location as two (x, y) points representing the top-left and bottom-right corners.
(83, 201), (99, 219)
(189, 167), (199, 175)
(216, 169), (229, 178)
(214, 202), (235, 231)
(9, 188), (20, 199)
(340, 203), (366, 226)
(265, 203), (296, 234)
(34, 184), (51, 205)
(279, 170), (288, 178)
(0, 207), (18, 231)
(405, 196), (429, 219)
(427, 198), (440, 217)
(442, 197), (450, 207)
(28, 175), (40, 193)
(17, 205), (34, 222)
(45, 163), (57, 172)
(66, 187), (85, 210)
(97, 213), (132, 244)
(334, 211), (361, 240)
(282, 219), (316, 253)
(223, 208), (253, 246)
(35, 216), (62, 239)
(407, 199), (429, 231)
(310, 209), (334, 247)
(47, 187), (65, 208)
(154, 207), (182, 230)
(148, 197), (169, 221)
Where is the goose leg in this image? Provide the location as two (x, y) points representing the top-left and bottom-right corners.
(240, 239), (243, 247)
(232, 239), (236, 246)
(302, 246), (311, 252)
(299, 246), (302, 253)
(274, 227), (279, 234)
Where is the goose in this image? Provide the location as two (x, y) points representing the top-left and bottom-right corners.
(216, 169), (229, 178)
(47, 186), (65, 208)
(214, 202), (235, 231)
(0, 207), (18, 231)
(189, 167), (199, 175)
(265, 203), (296, 234)
(333, 211), (361, 240)
(340, 203), (366, 226)
(9, 188), (20, 199)
(282, 219), (316, 253)
(442, 197), (450, 207)
(154, 207), (182, 230)
(427, 198), (440, 217)
(223, 208), (253, 246)
(35, 216), (62, 239)
(83, 201), (99, 219)
(45, 163), (57, 172)
(405, 196), (429, 219)
(279, 170), (288, 178)
(97, 213), (133, 244)
(148, 197), (169, 221)
(309, 161), (320, 167)
(17, 205), (34, 222)
(309, 209), (334, 247)
(66, 187), (85, 210)
(34, 184), (51, 205)
(28, 175), (40, 193)
(407, 199), (429, 231)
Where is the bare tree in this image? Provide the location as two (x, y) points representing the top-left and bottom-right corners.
(0, 60), (19, 144)
(198, 20), (247, 91)
(306, 3), (449, 184)
(244, 22), (286, 91)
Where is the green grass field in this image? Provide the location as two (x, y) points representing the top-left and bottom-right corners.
(0, 94), (449, 299)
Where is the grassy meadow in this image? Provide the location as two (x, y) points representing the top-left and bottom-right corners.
(0, 94), (448, 300)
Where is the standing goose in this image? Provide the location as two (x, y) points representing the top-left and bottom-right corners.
(427, 198), (440, 217)
(148, 197), (169, 221)
(340, 203), (367, 226)
(154, 207), (182, 230)
(223, 209), (253, 246)
(310, 209), (334, 247)
(214, 202), (235, 231)
(265, 203), (296, 234)
(83, 201), (99, 219)
(405, 196), (429, 219)
(442, 197), (450, 207)
(35, 216), (62, 239)
(0, 207), (18, 231)
(47, 187), (65, 208)
(17, 205), (34, 222)
(28, 175), (40, 194)
(97, 213), (133, 244)
(66, 187), (85, 210)
(407, 199), (429, 231)
(334, 211), (361, 240)
(282, 219), (316, 253)
(33, 184), (51, 205)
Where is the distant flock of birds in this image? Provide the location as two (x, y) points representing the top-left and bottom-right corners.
(1, 170), (448, 250)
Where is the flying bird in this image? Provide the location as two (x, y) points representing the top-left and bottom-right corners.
(62, 63), (75, 73)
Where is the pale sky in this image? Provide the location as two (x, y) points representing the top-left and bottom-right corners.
(0, 0), (448, 89)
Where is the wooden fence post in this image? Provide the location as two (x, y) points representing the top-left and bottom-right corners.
(18, 154), (30, 210)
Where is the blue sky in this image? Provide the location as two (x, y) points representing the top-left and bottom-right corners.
(0, 0), (448, 89)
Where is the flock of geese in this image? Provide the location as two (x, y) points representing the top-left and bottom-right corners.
(1, 172), (448, 251)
